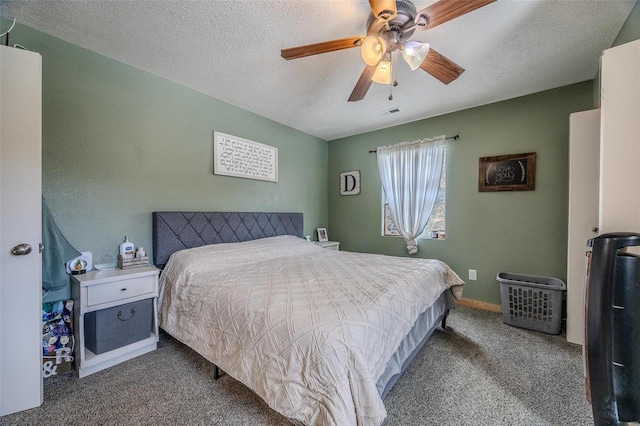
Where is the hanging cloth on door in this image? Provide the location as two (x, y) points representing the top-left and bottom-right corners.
(42, 197), (81, 292)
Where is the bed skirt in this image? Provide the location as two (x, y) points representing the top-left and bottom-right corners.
(377, 289), (454, 398)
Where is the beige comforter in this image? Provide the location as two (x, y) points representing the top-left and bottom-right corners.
(158, 235), (464, 425)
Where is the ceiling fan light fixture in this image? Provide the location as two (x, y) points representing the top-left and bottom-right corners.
(401, 40), (430, 71)
(361, 36), (387, 66)
(369, 0), (397, 21)
(372, 60), (392, 85)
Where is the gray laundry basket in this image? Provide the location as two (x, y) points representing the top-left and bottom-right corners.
(497, 272), (566, 335)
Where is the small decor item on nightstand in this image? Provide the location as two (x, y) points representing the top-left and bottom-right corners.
(317, 228), (328, 242)
(70, 259), (87, 275)
(65, 251), (93, 274)
(119, 236), (135, 259)
(94, 254), (115, 270)
(118, 247), (149, 269)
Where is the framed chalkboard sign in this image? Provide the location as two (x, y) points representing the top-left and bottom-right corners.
(478, 152), (536, 192)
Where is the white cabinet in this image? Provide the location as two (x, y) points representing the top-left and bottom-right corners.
(566, 38), (640, 345)
(71, 266), (160, 378)
(599, 39), (640, 234)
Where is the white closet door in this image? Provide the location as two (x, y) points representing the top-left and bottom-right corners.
(567, 109), (600, 346)
(0, 45), (43, 415)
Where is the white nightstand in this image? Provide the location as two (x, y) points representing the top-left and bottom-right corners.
(315, 241), (340, 251)
(71, 266), (160, 378)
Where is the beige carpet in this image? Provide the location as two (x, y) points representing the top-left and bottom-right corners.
(0, 306), (593, 425)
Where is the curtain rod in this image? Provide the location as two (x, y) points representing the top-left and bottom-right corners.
(368, 134), (459, 153)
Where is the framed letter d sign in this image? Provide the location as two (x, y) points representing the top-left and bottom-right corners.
(340, 171), (360, 196)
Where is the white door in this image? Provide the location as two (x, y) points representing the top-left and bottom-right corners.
(566, 109), (600, 346)
(0, 45), (43, 415)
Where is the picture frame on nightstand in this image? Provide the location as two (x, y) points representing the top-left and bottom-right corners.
(317, 228), (328, 242)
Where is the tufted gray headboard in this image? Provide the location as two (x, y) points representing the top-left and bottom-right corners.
(152, 211), (303, 269)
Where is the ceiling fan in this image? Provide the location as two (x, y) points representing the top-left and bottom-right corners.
(281, 0), (496, 102)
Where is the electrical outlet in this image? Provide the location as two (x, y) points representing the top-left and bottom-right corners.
(469, 269), (477, 281)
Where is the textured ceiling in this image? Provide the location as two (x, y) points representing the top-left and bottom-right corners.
(1, 0), (636, 140)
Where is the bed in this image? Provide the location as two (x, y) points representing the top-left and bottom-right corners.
(153, 212), (464, 426)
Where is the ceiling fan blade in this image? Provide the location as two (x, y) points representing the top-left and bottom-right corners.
(416, 0), (496, 30)
(281, 37), (365, 60)
(419, 48), (465, 85)
(368, 0), (397, 21)
(348, 65), (377, 102)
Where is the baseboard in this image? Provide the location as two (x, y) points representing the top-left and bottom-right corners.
(455, 298), (502, 313)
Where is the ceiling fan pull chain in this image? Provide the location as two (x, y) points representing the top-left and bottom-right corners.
(393, 48), (398, 87)
(389, 50), (395, 100)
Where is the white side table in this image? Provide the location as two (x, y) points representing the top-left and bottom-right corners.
(315, 241), (340, 251)
(71, 266), (159, 378)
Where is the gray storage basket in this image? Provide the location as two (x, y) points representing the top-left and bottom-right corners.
(497, 272), (566, 335)
(85, 298), (153, 354)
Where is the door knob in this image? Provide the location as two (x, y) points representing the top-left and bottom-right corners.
(11, 243), (32, 256)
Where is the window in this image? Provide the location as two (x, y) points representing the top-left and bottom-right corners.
(382, 158), (446, 239)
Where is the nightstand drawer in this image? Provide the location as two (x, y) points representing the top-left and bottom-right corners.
(87, 275), (155, 306)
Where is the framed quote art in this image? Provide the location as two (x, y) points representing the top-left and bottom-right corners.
(478, 152), (536, 192)
(213, 131), (278, 182)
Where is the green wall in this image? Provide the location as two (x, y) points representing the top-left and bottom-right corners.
(613, 0), (640, 46)
(327, 82), (594, 305)
(5, 23), (328, 302)
(6, 3), (639, 306)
